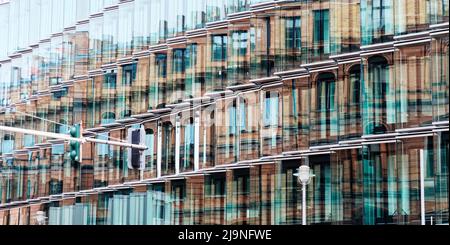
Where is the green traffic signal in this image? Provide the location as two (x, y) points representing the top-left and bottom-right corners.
(69, 126), (78, 137)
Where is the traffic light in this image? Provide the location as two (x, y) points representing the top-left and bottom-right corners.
(69, 123), (82, 163)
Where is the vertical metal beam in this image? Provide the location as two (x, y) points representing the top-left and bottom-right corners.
(175, 116), (181, 175)
(157, 124), (162, 178)
(194, 111), (200, 171)
(419, 149), (426, 225)
(302, 183), (307, 225)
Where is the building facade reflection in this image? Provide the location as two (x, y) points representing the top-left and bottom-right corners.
(0, 0), (448, 225)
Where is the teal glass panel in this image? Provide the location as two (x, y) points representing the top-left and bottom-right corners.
(432, 36), (449, 122)
(434, 132), (449, 224)
(331, 0), (361, 55)
(171, 180), (187, 225)
(250, 14), (274, 79)
(361, 0), (394, 45)
(227, 168), (250, 225)
(133, 0), (151, 52)
(186, 0), (206, 30)
(118, 2), (134, 58)
(207, 0), (228, 22)
(144, 129), (155, 175)
(117, 64), (136, 119)
(207, 34), (227, 92)
(396, 44), (433, 129)
(181, 119), (194, 172)
(167, 0), (186, 38)
(313, 9), (330, 57)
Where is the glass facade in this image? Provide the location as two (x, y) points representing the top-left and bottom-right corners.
(0, 0), (448, 225)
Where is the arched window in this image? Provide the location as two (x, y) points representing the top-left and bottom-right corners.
(162, 122), (175, 174)
(227, 101), (237, 135)
(367, 55), (392, 134)
(316, 73), (336, 112)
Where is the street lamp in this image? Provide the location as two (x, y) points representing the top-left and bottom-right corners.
(294, 165), (313, 225)
(35, 211), (47, 225)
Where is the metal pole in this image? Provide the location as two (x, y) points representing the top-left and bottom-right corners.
(302, 183), (307, 225)
(419, 149), (425, 225)
(0, 125), (147, 150)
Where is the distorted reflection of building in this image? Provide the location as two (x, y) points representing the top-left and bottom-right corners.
(0, 0), (448, 225)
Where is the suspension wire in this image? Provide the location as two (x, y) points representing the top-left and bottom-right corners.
(12, 110), (129, 144)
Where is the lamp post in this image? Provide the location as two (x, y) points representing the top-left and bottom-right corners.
(35, 211), (47, 225)
(294, 165), (312, 225)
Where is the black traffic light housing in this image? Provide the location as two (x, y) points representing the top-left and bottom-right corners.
(127, 126), (145, 170)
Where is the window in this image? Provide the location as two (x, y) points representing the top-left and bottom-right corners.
(372, 0), (392, 33)
(97, 132), (110, 156)
(51, 143), (65, 155)
(228, 101), (237, 135)
(349, 65), (361, 105)
(122, 64), (136, 85)
(316, 73), (336, 111)
(212, 35), (227, 61)
(364, 55), (395, 134)
(104, 72), (117, 89)
(183, 119), (195, 169)
(1, 134), (14, 154)
(263, 92), (279, 127)
(361, 0), (393, 45)
(313, 9), (330, 55)
(231, 31), (248, 56)
(185, 44), (197, 69)
(285, 17), (301, 50)
(156, 54), (167, 78)
(173, 49), (186, 73)
(206, 174), (226, 197)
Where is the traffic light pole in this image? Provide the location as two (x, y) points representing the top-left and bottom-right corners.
(0, 125), (85, 143)
(0, 125), (147, 150)
(86, 137), (147, 150)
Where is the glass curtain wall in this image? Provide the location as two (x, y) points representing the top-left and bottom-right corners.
(362, 55), (396, 135)
(361, 0), (394, 45)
